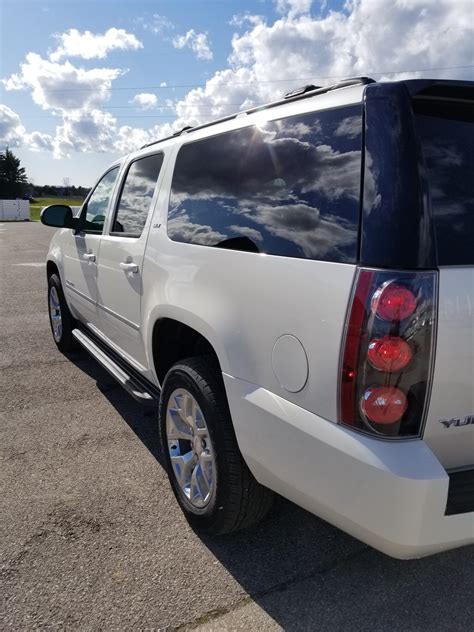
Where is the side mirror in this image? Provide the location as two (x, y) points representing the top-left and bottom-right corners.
(40, 204), (77, 229)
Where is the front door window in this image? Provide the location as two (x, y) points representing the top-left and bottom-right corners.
(82, 167), (119, 233)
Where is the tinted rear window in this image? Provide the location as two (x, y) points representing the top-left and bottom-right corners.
(168, 105), (362, 262)
(414, 99), (474, 266)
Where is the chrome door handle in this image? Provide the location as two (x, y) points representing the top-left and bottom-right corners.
(120, 261), (139, 273)
(83, 252), (96, 262)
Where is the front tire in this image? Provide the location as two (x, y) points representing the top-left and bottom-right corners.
(48, 273), (77, 353)
(159, 357), (274, 534)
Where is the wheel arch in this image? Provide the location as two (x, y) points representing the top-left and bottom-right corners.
(151, 316), (224, 387)
(46, 259), (59, 279)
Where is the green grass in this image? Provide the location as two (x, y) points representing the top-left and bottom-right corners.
(30, 197), (85, 221)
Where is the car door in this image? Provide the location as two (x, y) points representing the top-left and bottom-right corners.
(96, 152), (164, 368)
(62, 166), (120, 327)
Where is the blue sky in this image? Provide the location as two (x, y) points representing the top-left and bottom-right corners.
(1, 0), (472, 186)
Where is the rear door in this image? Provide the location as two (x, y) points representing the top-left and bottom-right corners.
(96, 152), (164, 368)
(62, 167), (120, 327)
(413, 91), (474, 469)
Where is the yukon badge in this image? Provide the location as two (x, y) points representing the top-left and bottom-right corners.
(439, 415), (474, 429)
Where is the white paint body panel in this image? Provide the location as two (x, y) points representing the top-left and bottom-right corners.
(62, 232), (101, 327)
(224, 374), (473, 559)
(424, 268), (474, 468)
(142, 235), (356, 419)
(44, 83), (474, 558)
(96, 235), (146, 363)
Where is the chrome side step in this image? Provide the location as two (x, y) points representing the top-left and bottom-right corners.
(72, 328), (160, 406)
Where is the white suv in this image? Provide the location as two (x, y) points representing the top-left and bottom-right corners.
(42, 77), (474, 559)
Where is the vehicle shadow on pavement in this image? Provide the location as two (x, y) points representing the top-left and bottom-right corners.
(68, 351), (165, 465)
(70, 352), (474, 632)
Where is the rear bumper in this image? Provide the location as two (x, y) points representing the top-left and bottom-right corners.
(224, 374), (474, 559)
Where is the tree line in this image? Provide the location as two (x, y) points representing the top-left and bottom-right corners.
(0, 148), (28, 199)
(0, 148), (89, 200)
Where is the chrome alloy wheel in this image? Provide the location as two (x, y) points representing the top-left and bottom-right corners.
(49, 286), (62, 343)
(166, 388), (217, 509)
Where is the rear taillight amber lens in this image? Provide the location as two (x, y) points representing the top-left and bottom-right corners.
(339, 269), (438, 438)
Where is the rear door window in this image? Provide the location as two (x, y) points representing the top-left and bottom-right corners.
(112, 153), (163, 237)
(414, 99), (474, 266)
(167, 105), (362, 263)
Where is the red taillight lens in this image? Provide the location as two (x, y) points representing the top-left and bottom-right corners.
(367, 336), (412, 372)
(361, 386), (408, 425)
(372, 283), (417, 321)
(339, 269), (437, 438)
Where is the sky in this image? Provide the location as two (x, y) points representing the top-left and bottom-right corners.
(0, 0), (473, 187)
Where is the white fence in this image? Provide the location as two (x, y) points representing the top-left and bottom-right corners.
(0, 200), (30, 221)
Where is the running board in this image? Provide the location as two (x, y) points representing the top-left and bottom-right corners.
(72, 328), (160, 406)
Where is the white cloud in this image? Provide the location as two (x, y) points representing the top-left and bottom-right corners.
(52, 109), (117, 157)
(173, 30), (213, 61)
(2, 1), (473, 161)
(131, 93), (158, 110)
(0, 105), (27, 149)
(25, 130), (54, 152)
(3, 53), (125, 112)
(0, 104), (53, 152)
(137, 14), (174, 35)
(276, 0), (313, 18)
(167, 0), (473, 135)
(229, 13), (264, 28)
(50, 28), (142, 62)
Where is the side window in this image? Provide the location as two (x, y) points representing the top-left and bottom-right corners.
(111, 153), (164, 237)
(167, 105), (362, 263)
(83, 167), (119, 233)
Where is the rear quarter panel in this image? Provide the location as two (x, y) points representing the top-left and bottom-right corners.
(423, 267), (474, 468)
(141, 150), (356, 421)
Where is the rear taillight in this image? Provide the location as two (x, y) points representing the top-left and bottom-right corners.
(339, 269), (437, 438)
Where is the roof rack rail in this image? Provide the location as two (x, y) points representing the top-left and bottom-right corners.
(329, 76), (375, 90)
(284, 84), (322, 99)
(172, 125), (194, 137)
(140, 75), (376, 150)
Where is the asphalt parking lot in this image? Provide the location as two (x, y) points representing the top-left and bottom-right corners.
(1, 221), (473, 630)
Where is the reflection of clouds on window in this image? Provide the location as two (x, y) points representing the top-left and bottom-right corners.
(168, 105), (362, 262)
(422, 142), (462, 168)
(245, 202), (356, 260)
(362, 151), (381, 215)
(420, 141), (466, 218)
(113, 153), (163, 236)
(86, 167), (119, 225)
(309, 144), (361, 200)
(422, 140), (469, 218)
(271, 118), (321, 139)
(228, 225), (263, 242)
(168, 210), (227, 246)
(415, 111), (473, 266)
(334, 116), (362, 140)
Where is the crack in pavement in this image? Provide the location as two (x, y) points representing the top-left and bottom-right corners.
(177, 545), (369, 630)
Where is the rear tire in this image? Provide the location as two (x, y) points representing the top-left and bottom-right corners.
(159, 357), (274, 534)
(48, 273), (77, 353)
